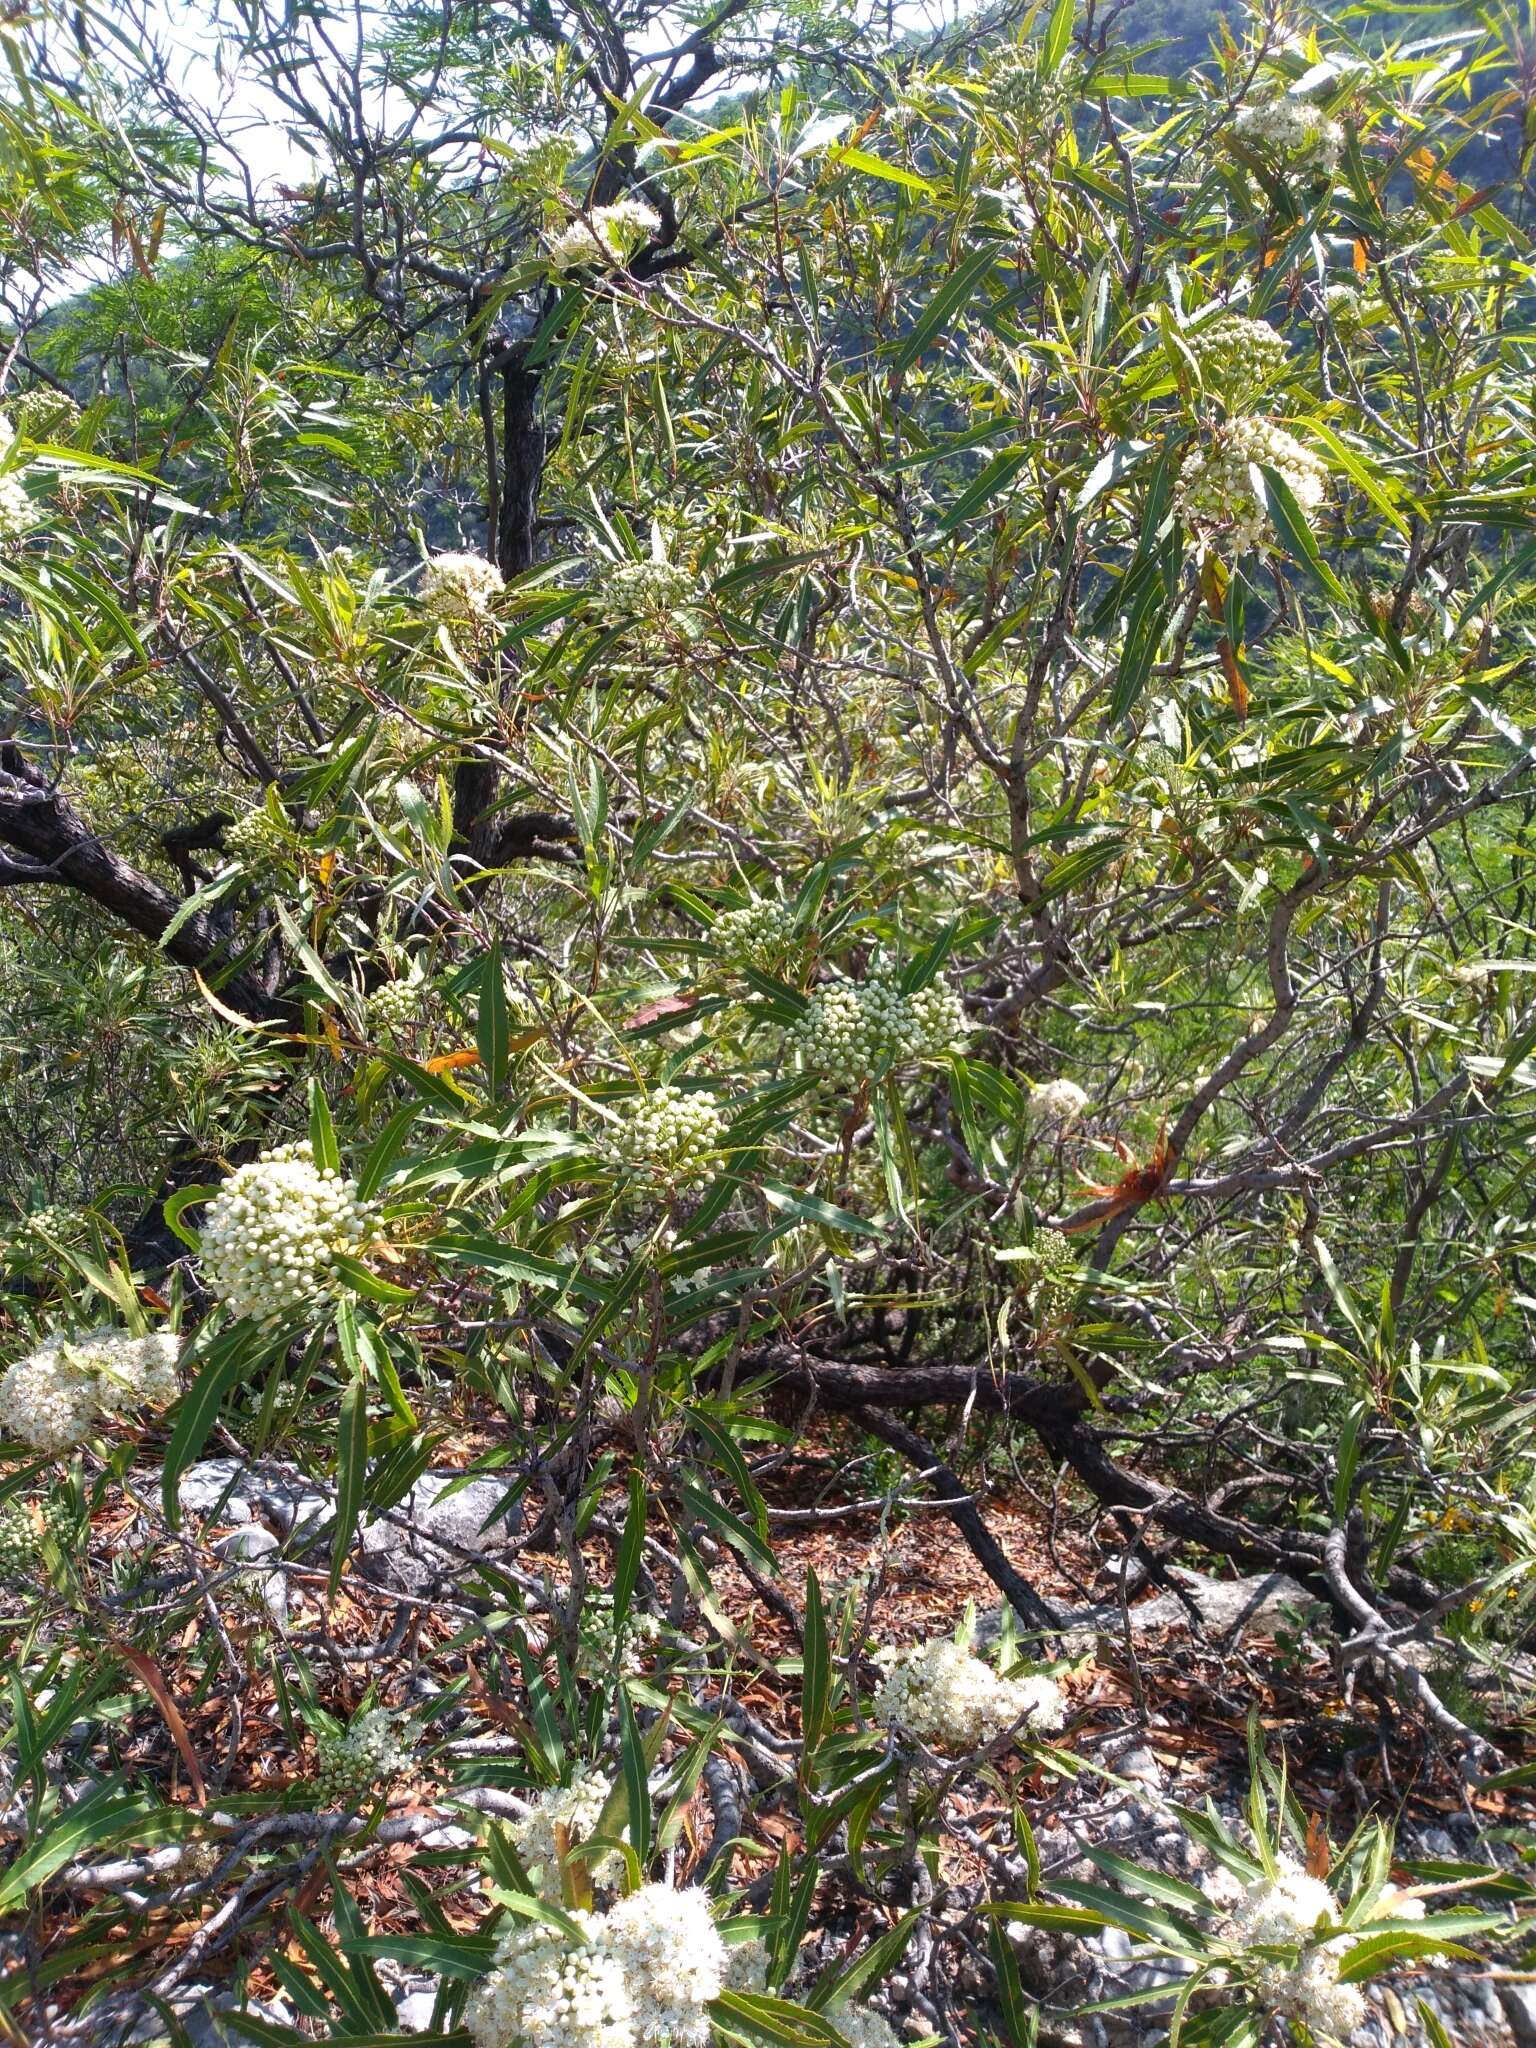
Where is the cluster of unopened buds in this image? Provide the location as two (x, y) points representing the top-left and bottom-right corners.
(365, 977), (429, 1040)
(1187, 312), (1288, 397)
(793, 972), (967, 1081)
(313, 1708), (415, 1807)
(605, 555), (695, 618)
(546, 198), (661, 273)
(1233, 96), (1344, 170)
(0, 1327), (180, 1453)
(605, 1085), (726, 1188)
(0, 1490), (73, 1577)
(1006, 1227), (1081, 1329)
(711, 897), (799, 969)
(1175, 415), (1328, 556)
(200, 1139), (373, 1326)
(872, 1636), (1066, 1751)
(225, 803), (295, 874)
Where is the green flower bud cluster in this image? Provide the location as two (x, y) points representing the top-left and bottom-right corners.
(365, 977), (428, 1041)
(0, 1492), (72, 1579)
(1188, 313), (1288, 399)
(606, 556), (695, 618)
(225, 803), (295, 875)
(6, 388), (82, 443)
(2, 1203), (81, 1262)
(606, 1086), (725, 1188)
(793, 973), (967, 1081)
(1008, 1228), (1081, 1330)
(711, 898), (798, 969)
(0, 417), (34, 538)
(984, 42), (1078, 119)
(313, 1707), (414, 1808)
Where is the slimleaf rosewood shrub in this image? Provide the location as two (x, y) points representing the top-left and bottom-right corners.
(1, 0), (1535, 2037)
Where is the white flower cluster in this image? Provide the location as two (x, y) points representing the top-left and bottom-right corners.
(0, 1327), (180, 1453)
(1175, 415), (1328, 555)
(314, 1707), (414, 1806)
(513, 1766), (627, 1896)
(1188, 313), (1288, 395)
(606, 1086), (725, 1188)
(420, 551), (505, 625)
(1028, 1077), (1089, 1125)
(605, 556), (695, 618)
(0, 416), (35, 537)
(468, 1885), (724, 2048)
(872, 1638), (1066, 1752)
(793, 974), (967, 1081)
(1214, 1856), (1427, 2045)
(712, 898), (798, 968)
(1233, 97), (1344, 170)
(200, 1140), (372, 1326)
(546, 199), (661, 273)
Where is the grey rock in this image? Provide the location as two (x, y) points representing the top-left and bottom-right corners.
(1499, 1985), (1536, 2046)
(358, 1471), (521, 1593)
(173, 1458), (330, 1541)
(394, 1981), (443, 2032)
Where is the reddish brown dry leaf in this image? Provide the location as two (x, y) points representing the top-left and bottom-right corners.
(1064, 1120), (1173, 1232)
(119, 1647), (206, 1806)
(624, 992), (699, 1031)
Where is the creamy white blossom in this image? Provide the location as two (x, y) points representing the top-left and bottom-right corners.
(513, 1766), (625, 1895)
(1228, 1858), (1338, 1946)
(606, 1085), (726, 1187)
(0, 416), (34, 536)
(606, 1885), (725, 2047)
(200, 1140), (371, 1326)
(420, 551), (505, 624)
(468, 1914), (634, 2048)
(830, 2007), (905, 2048)
(1028, 1077), (1089, 1125)
(468, 1887), (727, 2048)
(0, 1327), (180, 1453)
(547, 199), (661, 273)
(1175, 415), (1328, 555)
(1234, 96), (1344, 169)
(872, 1638), (1065, 1751)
